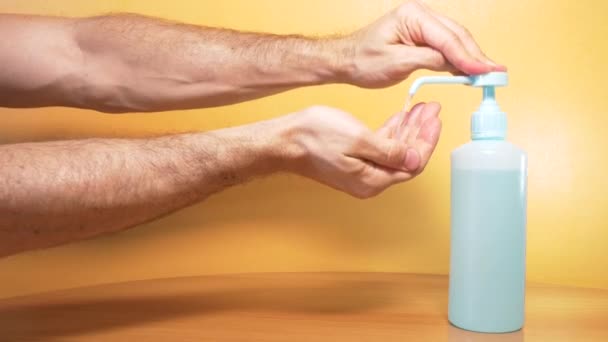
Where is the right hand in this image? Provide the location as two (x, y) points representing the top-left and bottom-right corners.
(278, 104), (441, 198)
(340, 0), (506, 88)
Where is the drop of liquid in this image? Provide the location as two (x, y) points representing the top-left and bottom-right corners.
(402, 94), (413, 113)
(396, 94), (414, 138)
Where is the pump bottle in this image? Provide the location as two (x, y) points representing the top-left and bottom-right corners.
(408, 72), (527, 333)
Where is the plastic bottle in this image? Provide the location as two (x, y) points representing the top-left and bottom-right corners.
(408, 72), (527, 333)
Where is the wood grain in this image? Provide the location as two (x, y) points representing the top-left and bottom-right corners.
(0, 273), (606, 341)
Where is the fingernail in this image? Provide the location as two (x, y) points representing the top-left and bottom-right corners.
(484, 59), (507, 71)
(404, 148), (420, 171)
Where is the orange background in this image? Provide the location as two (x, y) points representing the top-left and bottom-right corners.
(1, 0), (607, 299)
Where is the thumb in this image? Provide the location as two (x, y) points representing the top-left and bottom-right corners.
(349, 133), (421, 172)
(409, 46), (459, 74)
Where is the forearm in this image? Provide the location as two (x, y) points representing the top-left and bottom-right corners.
(0, 119), (287, 257)
(0, 13), (352, 112)
(71, 14), (352, 112)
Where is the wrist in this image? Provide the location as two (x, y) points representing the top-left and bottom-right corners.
(318, 36), (357, 85)
(187, 122), (288, 189)
(260, 113), (307, 174)
(213, 116), (304, 178)
(191, 115), (305, 183)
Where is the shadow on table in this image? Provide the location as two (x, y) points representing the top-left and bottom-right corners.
(0, 278), (401, 340)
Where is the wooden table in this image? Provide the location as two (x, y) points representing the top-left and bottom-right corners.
(1, 272), (606, 341)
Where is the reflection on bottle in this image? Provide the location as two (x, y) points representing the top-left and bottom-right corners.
(448, 324), (524, 342)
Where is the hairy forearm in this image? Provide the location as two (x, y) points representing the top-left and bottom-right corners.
(72, 14), (352, 112)
(0, 119), (287, 257)
(0, 13), (352, 112)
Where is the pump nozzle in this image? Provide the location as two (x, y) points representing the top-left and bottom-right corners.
(408, 72), (508, 97)
(406, 72), (509, 140)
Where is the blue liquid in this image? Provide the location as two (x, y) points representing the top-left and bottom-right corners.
(449, 168), (527, 333)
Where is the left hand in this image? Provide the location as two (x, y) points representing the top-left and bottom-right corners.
(276, 102), (442, 198)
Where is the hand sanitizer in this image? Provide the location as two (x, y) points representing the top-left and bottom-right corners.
(408, 72), (527, 333)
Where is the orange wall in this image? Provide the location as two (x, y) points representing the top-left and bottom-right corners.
(1, 0), (607, 299)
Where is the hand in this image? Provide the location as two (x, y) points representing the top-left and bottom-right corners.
(278, 103), (441, 198)
(340, 0), (506, 88)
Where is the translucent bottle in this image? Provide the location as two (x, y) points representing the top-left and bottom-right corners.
(408, 72), (527, 333)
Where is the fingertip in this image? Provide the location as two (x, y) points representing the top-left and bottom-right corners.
(408, 102), (426, 114)
(461, 59), (494, 75)
(480, 57), (508, 72)
(419, 101), (440, 124)
(426, 101), (441, 115)
(404, 147), (421, 172)
(455, 58), (506, 75)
